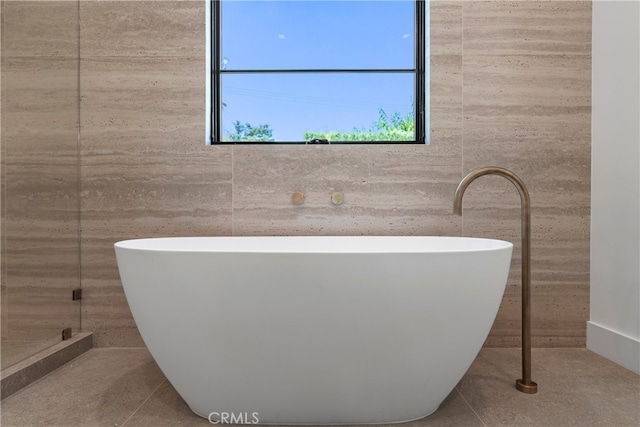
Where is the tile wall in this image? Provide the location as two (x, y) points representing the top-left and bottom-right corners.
(1, 0), (82, 367)
(77, 0), (592, 347)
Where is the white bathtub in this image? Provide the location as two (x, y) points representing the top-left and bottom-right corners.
(115, 236), (512, 424)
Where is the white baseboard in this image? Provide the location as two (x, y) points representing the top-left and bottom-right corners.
(587, 321), (640, 374)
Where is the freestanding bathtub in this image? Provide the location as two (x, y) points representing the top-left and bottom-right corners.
(115, 236), (512, 424)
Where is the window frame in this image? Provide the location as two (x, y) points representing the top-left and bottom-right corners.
(207, 0), (429, 145)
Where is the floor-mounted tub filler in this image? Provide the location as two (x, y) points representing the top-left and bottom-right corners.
(115, 236), (512, 424)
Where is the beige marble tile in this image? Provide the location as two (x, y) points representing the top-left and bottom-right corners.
(232, 145), (462, 237)
(462, 54), (591, 125)
(431, 1), (462, 56)
(459, 138), (590, 347)
(461, 1), (591, 126)
(1, 3), (81, 353)
(0, 0), (3, 53)
(4, 280), (80, 342)
(3, 158), (79, 239)
(1, 69), (6, 342)
(80, 56), (204, 147)
(3, 159), (79, 217)
(80, 0), (204, 58)
(2, 1), (78, 59)
(3, 155), (81, 342)
(429, 53), (462, 160)
(529, 284), (589, 347)
(429, 1), (463, 157)
(462, 1), (592, 56)
(3, 271), (80, 342)
(2, 57), (79, 156)
(461, 123), (590, 288)
(461, 123), (590, 200)
(485, 283), (589, 348)
(457, 0), (591, 348)
(430, 54), (462, 128)
(80, 151), (232, 221)
(1, 288), (7, 341)
(428, 125), (462, 166)
(429, 51), (463, 163)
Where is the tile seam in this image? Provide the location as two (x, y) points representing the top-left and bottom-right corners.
(455, 387), (488, 427)
(120, 378), (168, 427)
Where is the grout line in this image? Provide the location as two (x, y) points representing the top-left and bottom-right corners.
(120, 378), (168, 427)
(90, 346), (150, 351)
(455, 388), (488, 427)
(77, 0), (84, 335)
(231, 146), (235, 236)
(460, 0), (465, 238)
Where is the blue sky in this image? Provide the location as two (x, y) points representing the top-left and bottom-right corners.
(220, 0), (417, 141)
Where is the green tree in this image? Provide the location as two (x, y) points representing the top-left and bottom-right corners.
(303, 108), (414, 142)
(224, 121), (274, 142)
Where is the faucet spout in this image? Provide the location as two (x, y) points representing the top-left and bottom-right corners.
(453, 167), (538, 394)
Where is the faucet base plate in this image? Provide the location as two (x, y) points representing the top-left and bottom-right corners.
(516, 379), (538, 394)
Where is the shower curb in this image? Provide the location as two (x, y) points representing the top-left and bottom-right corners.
(1, 332), (93, 400)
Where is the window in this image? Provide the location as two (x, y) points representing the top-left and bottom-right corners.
(207, 0), (429, 144)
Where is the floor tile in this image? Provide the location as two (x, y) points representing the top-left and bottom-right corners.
(393, 390), (484, 427)
(122, 379), (206, 426)
(124, 381), (483, 427)
(1, 348), (165, 427)
(457, 348), (640, 426)
(1, 348), (638, 427)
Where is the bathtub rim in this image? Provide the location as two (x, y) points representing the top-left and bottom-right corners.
(114, 235), (513, 254)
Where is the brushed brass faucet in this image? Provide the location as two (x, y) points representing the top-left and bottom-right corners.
(454, 167), (538, 394)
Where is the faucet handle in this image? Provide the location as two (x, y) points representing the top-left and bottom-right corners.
(292, 192), (305, 205)
(331, 192), (344, 205)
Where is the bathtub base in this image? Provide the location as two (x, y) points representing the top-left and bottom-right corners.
(189, 404), (440, 425)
